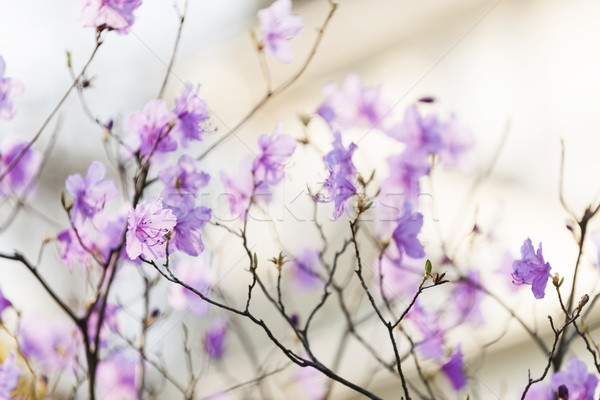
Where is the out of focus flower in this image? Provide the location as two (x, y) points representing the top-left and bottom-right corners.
(168, 258), (215, 317)
(0, 288), (12, 322)
(169, 206), (211, 257)
(0, 139), (42, 199)
(253, 123), (296, 186)
(441, 347), (467, 391)
(317, 74), (390, 131)
(290, 248), (322, 289)
(173, 83), (211, 147)
(258, 0), (304, 63)
(550, 357), (598, 400)
(512, 238), (551, 299)
(204, 318), (228, 360)
(66, 161), (118, 227)
(159, 154), (210, 212)
(79, 0), (142, 33)
(392, 210), (425, 262)
(0, 351), (20, 400)
(0, 56), (24, 120)
(87, 303), (121, 348)
(438, 114), (474, 172)
(449, 271), (484, 326)
(19, 314), (80, 373)
(128, 99), (176, 158)
(406, 301), (445, 361)
(387, 105), (443, 155)
(126, 196), (177, 260)
(57, 226), (96, 271)
(97, 350), (138, 399)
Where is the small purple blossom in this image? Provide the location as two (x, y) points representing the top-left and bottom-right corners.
(126, 196), (177, 260)
(0, 56), (24, 120)
(0, 138), (43, 200)
(97, 350), (138, 399)
(253, 123), (297, 186)
(169, 206), (211, 257)
(221, 158), (256, 218)
(290, 248), (322, 289)
(450, 271), (485, 326)
(317, 74), (390, 131)
(19, 314), (80, 373)
(392, 210), (426, 262)
(66, 161), (118, 227)
(258, 0), (304, 63)
(324, 131), (357, 179)
(204, 318), (228, 360)
(79, 0), (142, 33)
(550, 357), (598, 400)
(441, 347), (467, 391)
(57, 226), (96, 271)
(376, 251), (423, 299)
(512, 238), (552, 299)
(128, 99), (177, 158)
(168, 258), (215, 317)
(387, 105), (443, 155)
(172, 83), (211, 147)
(406, 301), (445, 361)
(0, 351), (20, 400)
(159, 154), (210, 212)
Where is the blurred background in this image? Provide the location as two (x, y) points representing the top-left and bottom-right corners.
(2, 0), (600, 398)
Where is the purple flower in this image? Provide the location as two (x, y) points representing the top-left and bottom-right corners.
(314, 132), (358, 220)
(253, 123), (297, 186)
(92, 206), (129, 261)
(258, 0), (304, 63)
(19, 314), (80, 373)
(0, 288), (12, 322)
(406, 301), (445, 361)
(128, 99), (177, 158)
(0, 138), (43, 200)
(382, 150), (430, 208)
(97, 350), (138, 399)
(66, 161), (118, 227)
(172, 83), (211, 147)
(0, 56), (24, 120)
(438, 114), (474, 172)
(159, 154), (210, 212)
(57, 226), (96, 271)
(204, 318), (228, 360)
(169, 206), (211, 256)
(0, 351), (20, 400)
(376, 251), (424, 299)
(221, 158), (255, 218)
(126, 196), (177, 260)
(441, 347), (467, 391)
(387, 105), (443, 155)
(79, 0), (142, 33)
(290, 248), (322, 289)
(392, 210), (425, 262)
(168, 258), (215, 317)
(550, 357), (598, 400)
(87, 303), (121, 348)
(512, 238), (552, 299)
(317, 74), (390, 131)
(450, 271), (485, 326)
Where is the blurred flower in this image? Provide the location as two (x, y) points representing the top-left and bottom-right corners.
(0, 351), (20, 400)
(79, 0), (142, 33)
(0, 288), (12, 322)
(87, 303), (121, 348)
(169, 206), (211, 256)
(128, 99), (177, 158)
(204, 318), (228, 360)
(253, 123), (297, 186)
(441, 347), (467, 391)
(387, 105), (443, 155)
(0, 138), (42, 200)
(168, 258), (215, 317)
(0, 56), (24, 120)
(290, 248), (322, 289)
(173, 83), (211, 147)
(258, 0), (304, 63)
(512, 238), (551, 299)
(97, 350), (138, 400)
(159, 154), (210, 212)
(438, 113), (474, 172)
(57, 226), (96, 271)
(449, 271), (485, 326)
(550, 357), (598, 400)
(66, 161), (118, 227)
(392, 210), (425, 262)
(126, 196), (177, 260)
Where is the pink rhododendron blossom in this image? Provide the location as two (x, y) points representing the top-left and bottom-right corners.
(258, 0), (304, 63)
(550, 357), (598, 400)
(441, 347), (467, 391)
(0, 351), (20, 400)
(0, 56), (24, 120)
(160, 154), (210, 212)
(79, 0), (142, 33)
(253, 123), (297, 186)
(128, 99), (177, 158)
(512, 238), (551, 299)
(172, 83), (211, 147)
(126, 196), (177, 260)
(0, 139), (42, 199)
(168, 258), (215, 317)
(204, 318), (228, 360)
(387, 105), (443, 155)
(97, 351), (138, 399)
(317, 74), (390, 131)
(66, 161), (118, 227)
(19, 314), (80, 373)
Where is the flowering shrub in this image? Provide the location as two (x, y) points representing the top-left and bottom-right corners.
(0, 1), (599, 399)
